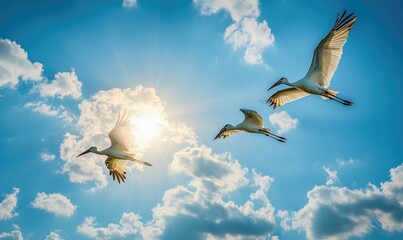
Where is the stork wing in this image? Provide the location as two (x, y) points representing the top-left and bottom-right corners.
(214, 127), (241, 140)
(266, 88), (310, 109)
(105, 157), (127, 184)
(108, 113), (132, 151)
(240, 109), (264, 127)
(306, 11), (357, 88)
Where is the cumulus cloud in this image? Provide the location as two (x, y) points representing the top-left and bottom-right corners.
(123, 0), (137, 8)
(78, 144), (276, 239)
(33, 70), (82, 99)
(0, 188), (20, 220)
(0, 225), (23, 240)
(78, 212), (144, 239)
(323, 166), (338, 186)
(224, 17), (274, 65)
(40, 151), (56, 161)
(24, 101), (73, 123)
(279, 164), (403, 240)
(194, 0), (259, 21)
(45, 231), (63, 240)
(268, 111), (298, 135)
(31, 192), (76, 217)
(60, 86), (193, 191)
(193, 0), (274, 65)
(0, 38), (43, 88)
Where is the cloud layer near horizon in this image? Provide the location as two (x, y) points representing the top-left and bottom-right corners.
(279, 164), (403, 240)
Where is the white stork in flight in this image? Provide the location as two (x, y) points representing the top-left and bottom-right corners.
(77, 113), (152, 184)
(214, 109), (286, 142)
(267, 11), (357, 109)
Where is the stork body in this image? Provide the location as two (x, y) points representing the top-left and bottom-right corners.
(77, 113), (152, 184)
(214, 109), (286, 143)
(266, 11), (357, 109)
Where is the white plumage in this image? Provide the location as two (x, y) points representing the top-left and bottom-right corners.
(214, 109), (286, 142)
(267, 11), (357, 109)
(77, 113), (152, 184)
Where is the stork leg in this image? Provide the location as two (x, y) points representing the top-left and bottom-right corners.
(324, 91), (353, 106)
(259, 129), (286, 143)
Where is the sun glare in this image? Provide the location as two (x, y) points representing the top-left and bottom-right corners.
(131, 115), (165, 144)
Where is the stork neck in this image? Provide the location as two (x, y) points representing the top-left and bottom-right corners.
(92, 148), (108, 155)
(227, 124), (236, 130)
(284, 81), (294, 87)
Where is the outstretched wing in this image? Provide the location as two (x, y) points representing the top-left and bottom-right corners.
(213, 126), (240, 140)
(266, 88), (310, 109)
(105, 157), (127, 184)
(108, 113), (133, 151)
(240, 109), (264, 127)
(306, 11), (357, 88)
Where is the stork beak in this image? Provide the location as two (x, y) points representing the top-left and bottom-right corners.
(267, 80), (282, 91)
(213, 126), (227, 140)
(77, 148), (91, 158)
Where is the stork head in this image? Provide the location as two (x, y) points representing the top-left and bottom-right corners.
(213, 124), (233, 140)
(77, 146), (97, 157)
(267, 77), (288, 91)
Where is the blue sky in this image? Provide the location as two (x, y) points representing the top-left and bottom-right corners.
(0, 0), (402, 239)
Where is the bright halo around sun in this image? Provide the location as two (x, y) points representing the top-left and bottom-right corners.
(131, 114), (166, 145)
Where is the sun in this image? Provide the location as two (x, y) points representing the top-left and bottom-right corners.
(131, 114), (165, 144)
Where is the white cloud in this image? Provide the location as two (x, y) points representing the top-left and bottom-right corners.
(24, 101), (73, 123)
(279, 164), (403, 240)
(60, 86), (193, 191)
(336, 158), (356, 167)
(33, 70), (82, 99)
(31, 192), (76, 217)
(45, 231), (63, 240)
(224, 17), (274, 65)
(193, 0), (274, 65)
(166, 122), (198, 146)
(0, 38), (43, 88)
(0, 188), (20, 220)
(0, 225), (23, 240)
(323, 166), (338, 186)
(40, 151), (56, 161)
(194, 0), (259, 21)
(77, 212), (144, 240)
(78, 144), (277, 239)
(146, 145), (276, 239)
(123, 0), (137, 8)
(268, 111), (298, 135)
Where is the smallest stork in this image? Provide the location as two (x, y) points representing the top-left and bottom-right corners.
(214, 109), (286, 143)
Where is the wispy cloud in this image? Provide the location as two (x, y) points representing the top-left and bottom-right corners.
(323, 166), (338, 186)
(0, 225), (23, 240)
(33, 70), (82, 99)
(0, 188), (20, 220)
(40, 151), (56, 161)
(278, 164), (403, 240)
(31, 192), (77, 217)
(268, 111), (299, 135)
(336, 158), (356, 167)
(122, 0), (137, 8)
(0, 38), (43, 88)
(24, 101), (73, 123)
(193, 0), (274, 65)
